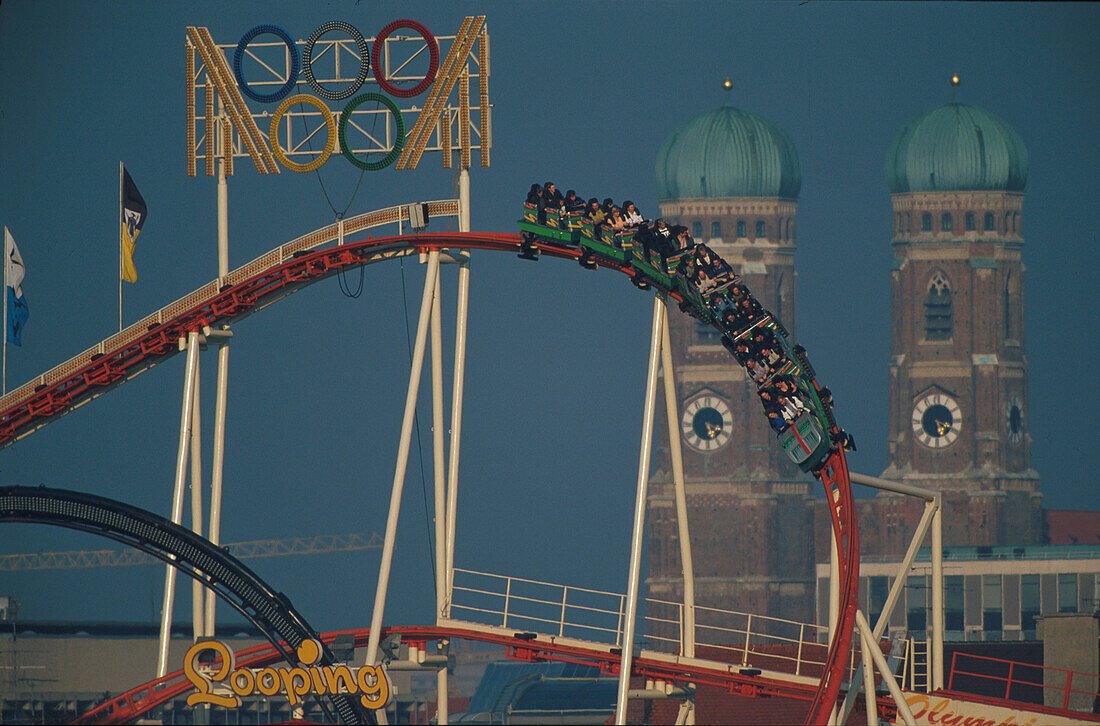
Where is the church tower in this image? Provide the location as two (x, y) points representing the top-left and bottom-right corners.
(646, 89), (816, 624)
(878, 85), (1042, 549)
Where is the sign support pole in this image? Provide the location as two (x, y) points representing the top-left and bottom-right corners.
(206, 106), (232, 638)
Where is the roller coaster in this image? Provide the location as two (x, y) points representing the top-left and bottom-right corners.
(0, 200), (861, 724)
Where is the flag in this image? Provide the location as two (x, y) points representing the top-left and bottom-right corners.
(5, 227), (28, 346)
(121, 167), (147, 283)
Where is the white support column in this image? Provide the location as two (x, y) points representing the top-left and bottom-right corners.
(430, 266), (448, 725)
(365, 251), (441, 685)
(860, 631), (879, 726)
(206, 339), (229, 636)
(206, 108), (232, 638)
(841, 499), (938, 723)
(445, 168), (471, 612)
(444, 261), (470, 612)
(615, 295), (665, 725)
(157, 331), (201, 678)
(932, 498), (944, 691)
(854, 610), (916, 726)
(659, 305), (694, 661)
(190, 363), (204, 642)
(458, 169), (470, 232)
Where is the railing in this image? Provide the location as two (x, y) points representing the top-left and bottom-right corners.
(0, 198), (459, 437)
(448, 568), (833, 678)
(948, 651), (1100, 712)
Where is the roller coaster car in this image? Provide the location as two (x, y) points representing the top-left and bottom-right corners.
(628, 244), (676, 291)
(578, 229), (632, 266)
(778, 412), (831, 471)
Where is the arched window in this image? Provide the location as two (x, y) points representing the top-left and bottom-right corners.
(711, 220), (721, 238)
(922, 213), (932, 231)
(925, 272), (953, 341)
(1004, 270), (1015, 340)
(693, 221), (702, 238)
(941, 213), (952, 232)
(775, 273), (784, 322)
(756, 221), (766, 238)
(897, 213), (903, 233)
(965, 212), (975, 231)
(736, 220), (747, 238)
(984, 212), (995, 231)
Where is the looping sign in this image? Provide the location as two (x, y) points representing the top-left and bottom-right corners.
(186, 16), (488, 176)
(183, 638), (391, 711)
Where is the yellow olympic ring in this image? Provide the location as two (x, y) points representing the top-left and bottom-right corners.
(269, 94), (336, 173)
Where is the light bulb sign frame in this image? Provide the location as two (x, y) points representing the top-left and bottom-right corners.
(186, 16), (490, 177)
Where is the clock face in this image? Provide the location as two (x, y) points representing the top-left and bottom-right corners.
(912, 393), (962, 448)
(681, 395), (733, 452)
(1005, 396), (1024, 445)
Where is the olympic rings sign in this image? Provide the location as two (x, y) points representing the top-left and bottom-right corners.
(229, 19), (442, 173)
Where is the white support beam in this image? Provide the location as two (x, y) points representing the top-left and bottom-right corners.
(615, 295), (665, 725)
(157, 331), (201, 678)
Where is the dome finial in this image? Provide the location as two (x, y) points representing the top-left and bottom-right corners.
(722, 77), (732, 105)
(951, 73), (960, 102)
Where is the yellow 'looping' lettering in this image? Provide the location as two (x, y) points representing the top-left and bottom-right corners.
(231, 667), (255, 697)
(256, 667), (281, 696)
(183, 641), (240, 708)
(357, 664), (390, 709)
(280, 668), (312, 707)
(183, 639), (392, 711)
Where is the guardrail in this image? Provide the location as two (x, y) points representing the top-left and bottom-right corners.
(948, 651), (1100, 712)
(448, 568), (836, 678)
(0, 200), (459, 447)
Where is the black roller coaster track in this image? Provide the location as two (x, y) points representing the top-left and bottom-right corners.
(0, 485), (372, 725)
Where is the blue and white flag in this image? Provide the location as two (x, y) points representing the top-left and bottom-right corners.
(5, 227), (28, 346)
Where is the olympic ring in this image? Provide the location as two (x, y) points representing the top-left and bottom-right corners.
(302, 21), (371, 102)
(339, 93), (406, 171)
(233, 25), (299, 103)
(269, 94), (336, 173)
(371, 19), (439, 98)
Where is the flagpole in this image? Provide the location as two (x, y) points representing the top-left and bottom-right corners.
(3, 226), (8, 395)
(119, 162), (124, 332)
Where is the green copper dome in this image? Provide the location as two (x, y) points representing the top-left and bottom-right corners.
(655, 104), (801, 200)
(887, 102), (1028, 193)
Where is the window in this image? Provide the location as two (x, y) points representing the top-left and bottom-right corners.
(711, 221), (721, 238)
(1058, 573), (1078, 613)
(965, 212), (975, 231)
(1020, 575), (1039, 636)
(945, 575), (964, 634)
(907, 575), (928, 635)
(736, 220), (747, 238)
(869, 576), (889, 626)
(924, 272), (953, 340)
(942, 213), (953, 232)
(922, 213), (932, 231)
(756, 221), (766, 238)
(983, 575), (1003, 637)
(1004, 271), (1013, 339)
(774, 274), (784, 322)
(984, 212), (995, 231)
(692, 221), (702, 238)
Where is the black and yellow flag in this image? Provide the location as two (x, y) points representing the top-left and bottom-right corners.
(121, 168), (147, 283)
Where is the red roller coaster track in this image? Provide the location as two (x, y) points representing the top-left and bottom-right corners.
(0, 220), (858, 725)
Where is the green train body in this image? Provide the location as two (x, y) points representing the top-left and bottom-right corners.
(518, 206), (838, 473)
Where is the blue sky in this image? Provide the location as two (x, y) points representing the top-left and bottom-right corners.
(0, 2), (1096, 634)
